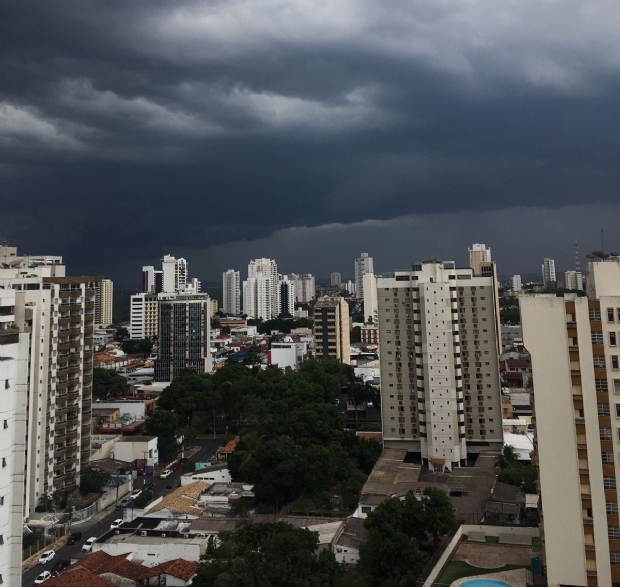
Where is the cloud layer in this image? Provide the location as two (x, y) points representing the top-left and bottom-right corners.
(2, 0), (620, 283)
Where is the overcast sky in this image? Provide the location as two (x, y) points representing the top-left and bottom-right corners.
(2, 1), (620, 286)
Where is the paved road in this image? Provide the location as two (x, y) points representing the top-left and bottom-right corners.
(24, 437), (223, 585)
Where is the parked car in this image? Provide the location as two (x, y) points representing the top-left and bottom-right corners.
(82, 537), (97, 552)
(118, 497), (132, 508)
(110, 519), (123, 530)
(160, 470), (172, 479)
(66, 531), (82, 545)
(38, 551), (55, 565)
(34, 571), (52, 584)
(51, 559), (70, 576)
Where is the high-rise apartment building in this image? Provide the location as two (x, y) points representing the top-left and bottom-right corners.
(468, 243), (492, 276)
(511, 275), (522, 292)
(0, 289), (27, 586)
(222, 270), (241, 315)
(161, 255), (188, 293)
(542, 258), (557, 289)
(377, 258), (503, 471)
(130, 293), (159, 340)
(243, 258), (278, 320)
(355, 253), (374, 299)
(142, 266), (155, 293)
(565, 270), (584, 292)
(521, 257), (620, 587)
(287, 274), (315, 303)
(278, 277), (296, 316)
(363, 272), (378, 323)
(0, 246), (94, 519)
(313, 296), (350, 364)
(95, 278), (113, 326)
(331, 272), (342, 288)
(154, 293), (212, 382)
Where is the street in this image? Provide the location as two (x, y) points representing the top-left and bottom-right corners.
(24, 437), (223, 585)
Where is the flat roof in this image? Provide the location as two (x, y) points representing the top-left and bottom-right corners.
(116, 436), (156, 443)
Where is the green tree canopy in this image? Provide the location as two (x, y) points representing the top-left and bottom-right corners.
(79, 466), (110, 496)
(122, 338), (153, 355)
(144, 409), (180, 459)
(93, 367), (129, 399)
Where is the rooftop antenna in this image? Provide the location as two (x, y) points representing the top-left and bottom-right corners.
(575, 241), (581, 272)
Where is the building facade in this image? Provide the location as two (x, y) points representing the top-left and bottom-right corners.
(95, 278), (113, 326)
(243, 258), (278, 320)
(222, 270), (240, 315)
(130, 293), (159, 340)
(511, 275), (522, 292)
(287, 274), (316, 303)
(521, 258), (620, 587)
(363, 272), (378, 323)
(313, 297), (350, 364)
(565, 270), (584, 292)
(542, 258), (557, 289)
(468, 243), (492, 276)
(377, 259), (503, 471)
(331, 272), (342, 288)
(154, 294), (212, 382)
(354, 253), (374, 300)
(277, 277), (296, 316)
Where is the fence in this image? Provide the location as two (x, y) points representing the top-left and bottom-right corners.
(72, 501), (98, 522)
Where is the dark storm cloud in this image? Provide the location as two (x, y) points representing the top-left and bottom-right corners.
(2, 0), (620, 283)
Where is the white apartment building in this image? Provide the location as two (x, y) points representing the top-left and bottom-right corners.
(511, 275), (522, 292)
(161, 255), (188, 293)
(278, 277), (296, 316)
(331, 272), (342, 288)
(95, 278), (113, 326)
(355, 253), (374, 300)
(377, 259), (503, 471)
(363, 273), (378, 323)
(287, 274), (316, 303)
(0, 289), (28, 587)
(130, 293), (159, 340)
(222, 270), (240, 315)
(0, 246), (94, 518)
(243, 258), (278, 320)
(468, 243), (492, 276)
(542, 258), (556, 289)
(565, 270), (584, 292)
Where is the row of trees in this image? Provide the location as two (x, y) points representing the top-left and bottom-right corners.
(495, 445), (537, 493)
(152, 360), (381, 509)
(191, 489), (456, 587)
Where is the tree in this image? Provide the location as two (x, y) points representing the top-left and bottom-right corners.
(495, 445), (519, 470)
(350, 326), (361, 344)
(145, 410), (180, 458)
(93, 368), (129, 399)
(114, 327), (129, 342)
(79, 466), (110, 496)
(422, 487), (456, 544)
(122, 338), (153, 355)
(133, 490), (153, 508)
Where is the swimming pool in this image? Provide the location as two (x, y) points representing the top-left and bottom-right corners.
(460, 580), (513, 587)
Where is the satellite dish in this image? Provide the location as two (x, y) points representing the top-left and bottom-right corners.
(592, 251), (605, 258)
(610, 252), (620, 257)
(586, 254), (596, 259)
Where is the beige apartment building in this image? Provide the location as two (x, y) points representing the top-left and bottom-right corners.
(0, 246), (94, 517)
(313, 296), (350, 364)
(95, 278), (113, 326)
(522, 258), (620, 587)
(377, 258), (503, 471)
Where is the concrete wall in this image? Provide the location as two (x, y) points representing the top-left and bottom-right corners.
(98, 481), (131, 511)
(181, 468), (231, 486)
(90, 435), (118, 461)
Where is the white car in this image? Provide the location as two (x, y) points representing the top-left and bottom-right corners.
(160, 469), (172, 479)
(82, 537), (97, 552)
(110, 519), (123, 530)
(34, 571), (52, 584)
(38, 550), (55, 565)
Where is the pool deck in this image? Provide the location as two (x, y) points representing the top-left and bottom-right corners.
(450, 567), (528, 587)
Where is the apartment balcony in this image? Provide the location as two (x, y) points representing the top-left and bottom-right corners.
(53, 475), (65, 487)
(66, 429), (79, 440)
(58, 327), (81, 337)
(55, 405), (69, 416)
(55, 431), (68, 443)
(54, 446), (67, 457)
(67, 390), (80, 401)
(65, 455), (78, 466)
(53, 460), (66, 472)
(0, 325), (19, 346)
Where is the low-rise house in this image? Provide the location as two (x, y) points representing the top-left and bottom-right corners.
(216, 436), (239, 460)
(114, 435), (159, 471)
(334, 517), (367, 565)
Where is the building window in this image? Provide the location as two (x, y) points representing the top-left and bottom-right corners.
(611, 551), (620, 565)
(607, 501), (619, 515)
(599, 403), (611, 416)
(605, 476), (618, 489)
(609, 308), (616, 322)
(597, 379), (609, 392)
(612, 332), (618, 347)
(590, 308), (601, 321)
(592, 332), (604, 345)
(603, 452), (615, 465)
(600, 427), (613, 440)
(610, 526), (620, 540)
(594, 355), (606, 368)
(614, 380), (620, 394)
(613, 356), (620, 370)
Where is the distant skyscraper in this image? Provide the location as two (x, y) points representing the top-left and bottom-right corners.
(313, 297), (350, 364)
(222, 270), (241, 315)
(468, 243), (492, 276)
(95, 278), (113, 325)
(130, 293), (159, 340)
(511, 275), (522, 292)
(278, 276), (296, 316)
(542, 258), (556, 288)
(287, 273), (315, 303)
(363, 272), (378, 323)
(331, 272), (342, 287)
(154, 293), (212, 382)
(564, 270), (583, 291)
(142, 265), (155, 293)
(243, 258), (278, 319)
(354, 253), (374, 299)
(161, 255), (188, 293)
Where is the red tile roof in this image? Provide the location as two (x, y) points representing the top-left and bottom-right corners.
(71, 551), (151, 581)
(44, 568), (117, 587)
(218, 435), (240, 454)
(356, 431), (383, 441)
(146, 558), (198, 580)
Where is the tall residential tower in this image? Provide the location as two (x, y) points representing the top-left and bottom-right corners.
(222, 270), (241, 315)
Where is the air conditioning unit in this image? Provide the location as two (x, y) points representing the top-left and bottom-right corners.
(141, 531), (147, 537)
(115, 530), (120, 535)
(161, 533), (166, 538)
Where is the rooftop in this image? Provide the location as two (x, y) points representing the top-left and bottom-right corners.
(217, 436), (240, 454)
(116, 435), (156, 443)
(148, 481), (210, 516)
(360, 448), (421, 498)
(43, 568), (116, 587)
